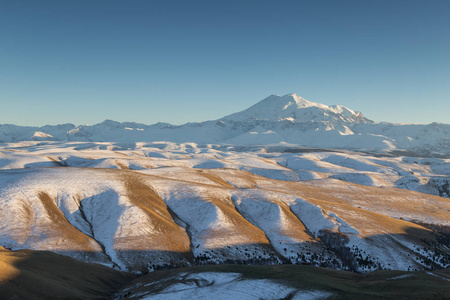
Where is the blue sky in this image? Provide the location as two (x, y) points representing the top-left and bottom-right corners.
(1, 0), (449, 126)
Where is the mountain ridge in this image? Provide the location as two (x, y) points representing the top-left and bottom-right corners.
(1, 94), (449, 155)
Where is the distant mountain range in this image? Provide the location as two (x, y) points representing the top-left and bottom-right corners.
(2, 93), (450, 155)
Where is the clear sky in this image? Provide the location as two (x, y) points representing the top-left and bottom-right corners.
(1, 0), (449, 126)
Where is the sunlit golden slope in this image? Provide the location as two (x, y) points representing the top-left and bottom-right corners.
(0, 165), (448, 273)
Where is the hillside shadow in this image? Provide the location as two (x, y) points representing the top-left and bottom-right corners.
(23, 161), (64, 168)
(394, 174), (450, 198)
(0, 247), (133, 300)
(68, 190), (124, 268)
(2, 225), (448, 272)
(329, 173), (377, 186)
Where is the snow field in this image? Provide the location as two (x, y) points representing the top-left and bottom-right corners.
(0, 141), (449, 273)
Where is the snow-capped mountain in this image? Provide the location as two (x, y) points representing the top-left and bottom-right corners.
(1, 93), (449, 155)
(221, 93), (372, 124)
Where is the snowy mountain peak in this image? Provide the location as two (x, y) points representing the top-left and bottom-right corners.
(221, 94), (372, 124)
(284, 93), (320, 108)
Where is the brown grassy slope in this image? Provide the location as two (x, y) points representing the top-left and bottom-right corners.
(0, 246), (133, 300)
(136, 172), (274, 248)
(204, 168), (450, 223)
(261, 178), (450, 224)
(37, 192), (101, 251)
(120, 174), (191, 253)
(131, 168), (443, 248)
(186, 169), (442, 236)
(275, 200), (316, 242)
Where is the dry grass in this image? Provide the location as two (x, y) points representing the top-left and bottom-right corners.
(119, 168), (445, 247)
(37, 192), (102, 251)
(115, 161), (130, 170)
(275, 201), (316, 242)
(204, 199), (272, 247)
(195, 169), (235, 189)
(286, 179), (449, 224)
(121, 174), (191, 253)
(0, 247), (132, 299)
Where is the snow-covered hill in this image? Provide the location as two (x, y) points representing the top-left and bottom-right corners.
(1, 93), (449, 155)
(1, 141), (449, 274)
